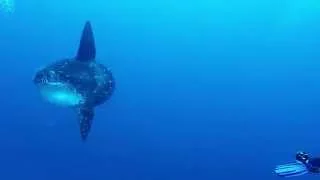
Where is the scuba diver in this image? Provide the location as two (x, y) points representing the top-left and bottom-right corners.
(274, 151), (320, 177)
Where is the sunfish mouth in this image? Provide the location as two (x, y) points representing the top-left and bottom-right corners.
(38, 81), (85, 107)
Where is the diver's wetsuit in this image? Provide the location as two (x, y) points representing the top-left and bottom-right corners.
(306, 158), (320, 173)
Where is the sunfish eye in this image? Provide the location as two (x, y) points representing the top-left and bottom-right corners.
(47, 70), (60, 82)
(48, 70), (55, 77)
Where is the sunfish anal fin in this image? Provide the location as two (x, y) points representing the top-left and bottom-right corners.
(76, 21), (96, 62)
(77, 107), (94, 141)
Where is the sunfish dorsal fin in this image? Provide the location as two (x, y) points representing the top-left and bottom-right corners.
(76, 21), (96, 62)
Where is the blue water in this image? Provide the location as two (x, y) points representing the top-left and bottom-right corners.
(1, 0), (320, 179)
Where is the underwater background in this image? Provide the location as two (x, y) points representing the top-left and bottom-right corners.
(1, 0), (320, 179)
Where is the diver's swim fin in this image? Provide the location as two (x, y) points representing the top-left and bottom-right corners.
(274, 162), (308, 177)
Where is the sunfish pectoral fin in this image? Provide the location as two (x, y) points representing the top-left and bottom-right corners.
(77, 106), (94, 141)
(76, 21), (96, 62)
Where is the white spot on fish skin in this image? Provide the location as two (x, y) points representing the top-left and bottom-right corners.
(39, 82), (85, 107)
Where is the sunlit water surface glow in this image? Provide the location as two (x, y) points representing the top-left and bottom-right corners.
(0, 0), (14, 14)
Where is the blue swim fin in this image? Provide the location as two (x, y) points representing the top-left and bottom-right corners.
(274, 162), (308, 177)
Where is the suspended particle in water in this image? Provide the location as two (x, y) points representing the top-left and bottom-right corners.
(0, 0), (14, 14)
